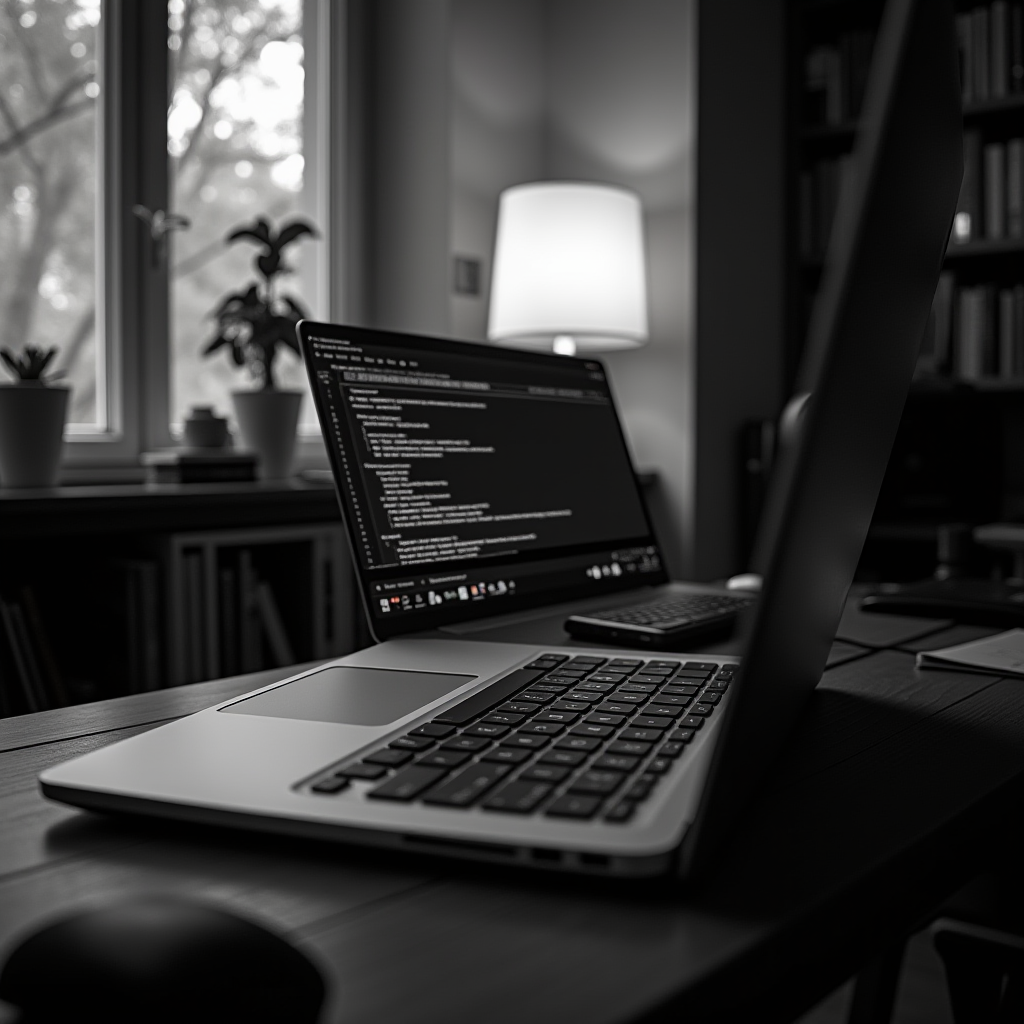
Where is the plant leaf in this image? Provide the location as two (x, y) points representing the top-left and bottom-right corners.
(275, 220), (319, 250)
(201, 334), (231, 356)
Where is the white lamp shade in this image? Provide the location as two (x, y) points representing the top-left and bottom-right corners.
(487, 182), (648, 351)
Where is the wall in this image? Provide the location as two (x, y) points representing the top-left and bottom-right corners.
(352, 0), (786, 581)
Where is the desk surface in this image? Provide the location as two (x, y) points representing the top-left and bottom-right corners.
(2, 610), (1024, 1023)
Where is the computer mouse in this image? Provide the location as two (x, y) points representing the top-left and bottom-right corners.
(0, 896), (325, 1024)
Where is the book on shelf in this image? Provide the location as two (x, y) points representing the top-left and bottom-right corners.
(219, 565), (239, 678)
(803, 32), (874, 128)
(1013, 2), (1024, 91)
(957, 12), (974, 104)
(953, 130), (982, 244)
(975, 5), (991, 101)
(1009, 138), (1024, 235)
(984, 141), (1006, 240)
(993, 1), (1010, 98)
(255, 581), (296, 668)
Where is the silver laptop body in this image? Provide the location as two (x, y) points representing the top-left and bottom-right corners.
(40, 0), (962, 879)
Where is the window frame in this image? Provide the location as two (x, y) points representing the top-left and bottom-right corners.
(62, 0), (339, 478)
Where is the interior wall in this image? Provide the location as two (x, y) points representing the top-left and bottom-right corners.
(543, 0), (696, 580)
(354, 0), (785, 582)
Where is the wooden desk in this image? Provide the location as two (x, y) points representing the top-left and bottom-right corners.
(2, 613), (1024, 1023)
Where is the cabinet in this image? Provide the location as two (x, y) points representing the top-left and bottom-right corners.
(790, 0), (1024, 578)
(0, 481), (364, 717)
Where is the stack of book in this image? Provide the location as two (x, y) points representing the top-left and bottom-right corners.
(142, 449), (259, 484)
(955, 1), (1024, 105)
(952, 132), (1024, 244)
(918, 271), (1024, 380)
(0, 589), (67, 716)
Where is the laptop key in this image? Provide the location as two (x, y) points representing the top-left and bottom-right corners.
(519, 763), (572, 782)
(463, 722), (510, 738)
(550, 700), (591, 713)
(593, 754), (641, 772)
(619, 728), (662, 742)
(594, 702), (639, 716)
(570, 723), (614, 738)
(364, 749), (413, 767)
(368, 766), (448, 801)
(573, 681), (615, 693)
(669, 729), (696, 743)
(554, 736), (602, 752)
(685, 662), (719, 671)
(604, 801), (636, 823)
(641, 705), (683, 719)
(658, 742), (686, 758)
(587, 673), (627, 684)
(532, 710), (579, 724)
(310, 776), (350, 794)
(516, 691), (556, 704)
(412, 723), (456, 738)
(647, 758), (673, 774)
(389, 735), (435, 751)
(649, 694), (691, 707)
(689, 704), (714, 717)
(569, 771), (626, 796)
(584, 713), (625, 728)
(481, 780), (552, 813)
(646, 660), (681, 671)
(483, 712), (526, 726)
(563, 691), (603, 703)
(432, 668), (546, 725)
(421, 763), (513, 807)
(605, 691), (649, 703)
(631, 674), (666, 685)
(530, 684), (570, 693)
(607, 740), (653, 757)
(441, 736), (491, 752)
(544, 795), (603, 820)
(480, 748), (532, 765)
(631, 716), (672, 730)
(697, 692), (721, 705)
(539, 749), (588, 766)
(501, 733), (550, 749)
(338, 763), (389, 780)
(416, 751), (471, 769)
(661, 685), (699, 696)
(679, 716), (705, 730)
(498, 702), (541, 716)
(518, 721), (564, 736)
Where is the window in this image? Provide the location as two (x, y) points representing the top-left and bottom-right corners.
(0, 0), (104, 431)
(0, 0), (336, 473)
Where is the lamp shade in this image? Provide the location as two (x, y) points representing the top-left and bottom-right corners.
(487, 182), (648, 352)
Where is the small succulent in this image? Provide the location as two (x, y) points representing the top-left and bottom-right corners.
(0, 345), (62, 384)
(201, 216), (319, 390)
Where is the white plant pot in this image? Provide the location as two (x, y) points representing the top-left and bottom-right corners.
(231, 389), (302, 480)
(0, 384), (70, 488)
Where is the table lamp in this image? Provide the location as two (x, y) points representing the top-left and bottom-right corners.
(487, 182), (648, 356)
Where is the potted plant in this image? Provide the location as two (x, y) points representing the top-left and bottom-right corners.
(0, 345), (70, 488)
(202, 216), (319, 479)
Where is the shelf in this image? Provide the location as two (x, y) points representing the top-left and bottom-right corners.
(962, 93), (1024, 121)
(0, 479), (342, 538)
(911, 376), (1024, 394)
(944, 238), (1024, 260)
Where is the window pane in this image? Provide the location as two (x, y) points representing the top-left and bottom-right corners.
(0, 0), (102, 428)
(168, 0), (320, 435)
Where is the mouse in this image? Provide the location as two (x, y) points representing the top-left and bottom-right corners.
(0, 896), (325, 1024)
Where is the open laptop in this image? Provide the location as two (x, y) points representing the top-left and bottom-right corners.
(40, 0), (962, 879)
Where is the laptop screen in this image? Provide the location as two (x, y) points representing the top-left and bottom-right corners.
(300, 323), (667, 639)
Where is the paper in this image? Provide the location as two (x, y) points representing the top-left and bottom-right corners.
(916, 628), (1024, 677)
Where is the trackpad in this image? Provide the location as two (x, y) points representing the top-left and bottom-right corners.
(220, 666), (475, 726)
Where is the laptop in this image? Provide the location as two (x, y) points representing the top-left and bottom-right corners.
(40, 0), (962, 879)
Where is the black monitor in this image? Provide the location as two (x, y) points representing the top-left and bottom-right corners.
(683, 0), (964, 870)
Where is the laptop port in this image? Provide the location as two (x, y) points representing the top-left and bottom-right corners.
(579, 853), (610, 869)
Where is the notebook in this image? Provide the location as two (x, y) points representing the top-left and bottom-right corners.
(38, 0), (962, 879)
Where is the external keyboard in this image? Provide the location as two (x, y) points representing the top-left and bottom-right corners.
(585, 593), (754, 629)
(302, 654), (735, 823)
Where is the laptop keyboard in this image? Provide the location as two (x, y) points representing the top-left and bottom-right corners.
(303, 655), (735, 823)
(593, 593), (754, 629)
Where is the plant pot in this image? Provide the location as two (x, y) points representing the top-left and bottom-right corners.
(0, 384), (70, 488)
(231, 389), (302, 480)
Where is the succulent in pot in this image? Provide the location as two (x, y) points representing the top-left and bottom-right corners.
(0, 344), (70, 488)
(200, 217), (319, 478)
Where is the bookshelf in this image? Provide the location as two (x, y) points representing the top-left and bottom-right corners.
(789, 0), (1024, 577)
(0, 482), (363, 717)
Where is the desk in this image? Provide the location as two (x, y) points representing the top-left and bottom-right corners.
(2, 609), (1024, 1023)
